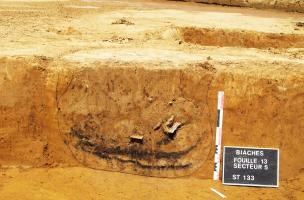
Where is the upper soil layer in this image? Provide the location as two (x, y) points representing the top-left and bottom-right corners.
(0, 0), (303, 199)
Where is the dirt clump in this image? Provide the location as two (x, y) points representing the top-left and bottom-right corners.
(296, 22), (304, 27)
(112, 17), (135, 25)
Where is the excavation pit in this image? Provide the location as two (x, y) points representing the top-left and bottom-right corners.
(0, 0), (304, 199)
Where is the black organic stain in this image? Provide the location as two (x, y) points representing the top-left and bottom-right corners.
(68, 125), (201, 170)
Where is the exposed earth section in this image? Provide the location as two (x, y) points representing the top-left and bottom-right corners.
(0, 0), (303, 199)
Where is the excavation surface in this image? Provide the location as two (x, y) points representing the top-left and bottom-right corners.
(0, 0), (304, 199)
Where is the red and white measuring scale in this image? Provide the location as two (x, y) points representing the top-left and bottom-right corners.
(213, 91), (224, 181)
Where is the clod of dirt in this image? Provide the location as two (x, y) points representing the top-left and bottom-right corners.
(103, 36), (133, 44)
(56, 27), (81, 35)
(296, 22), (304, 27)
(196, 62), (216, 73)
(111, 18), (135, 25)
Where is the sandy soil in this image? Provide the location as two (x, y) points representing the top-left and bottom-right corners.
(0, 0), (304, 199)
(0, 167), (303, 200)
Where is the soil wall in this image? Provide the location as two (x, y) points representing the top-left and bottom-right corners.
(0, 56), (303, 180)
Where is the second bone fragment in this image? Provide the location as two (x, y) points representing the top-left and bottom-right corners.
(162, 115), (182, 136)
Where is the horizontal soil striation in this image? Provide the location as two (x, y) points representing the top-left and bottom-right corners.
(0, 56), (303, 179)
(180, 27), (304, 49)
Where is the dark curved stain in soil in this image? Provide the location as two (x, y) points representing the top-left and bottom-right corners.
(67, 124), (202, 170)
